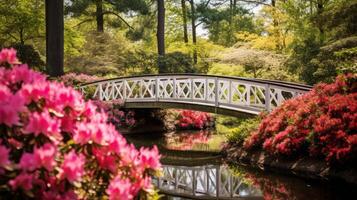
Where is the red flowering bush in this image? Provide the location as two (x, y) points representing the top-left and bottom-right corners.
(176, 110), (214, 129)
(243, 74), (357, 163)
(0, 48), (161, 199)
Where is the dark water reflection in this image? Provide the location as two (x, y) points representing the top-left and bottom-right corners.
(124, 131), (357, 200)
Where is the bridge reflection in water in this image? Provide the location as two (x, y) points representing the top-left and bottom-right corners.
(153, 165), (263, 199)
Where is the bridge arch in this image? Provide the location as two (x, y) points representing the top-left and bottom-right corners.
(79, 74), (311, 116)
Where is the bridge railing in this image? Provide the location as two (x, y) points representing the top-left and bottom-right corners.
(79, 74), (311, 114)
(153, 164), (262, 199)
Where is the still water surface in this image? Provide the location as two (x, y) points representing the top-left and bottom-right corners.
(124, 130), (357, 200)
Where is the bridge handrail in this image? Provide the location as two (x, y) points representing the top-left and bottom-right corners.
(78, 73), (312, 91)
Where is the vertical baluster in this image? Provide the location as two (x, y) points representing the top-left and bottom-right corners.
(229, 80), (232, 104)
(99, 84), (103, 100)
(190, 78), (194, 99)
(140, 80), (143, 99)
(123, 81), (127, 99)
(192, 169), (196, 196)
(205, 78), (208, 102)
(215, 78), (219, 107)
(246, 84), (251, 106)
(155, 77), (159, 101)
(173, 77), (176, 99)
(265, 84), (271, 112)
(216, 166), (220, 198)
(205, 168), (208, 195)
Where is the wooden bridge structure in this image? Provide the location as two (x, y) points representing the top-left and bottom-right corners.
(79, 74), (311, 116)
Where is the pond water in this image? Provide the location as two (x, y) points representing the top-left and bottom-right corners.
(124, 130), (357, 200)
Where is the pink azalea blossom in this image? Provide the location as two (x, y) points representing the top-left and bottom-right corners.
(106, 176), (133, 200)
(0, 84), (25, 126)
(19, 153), (39, 171)
(24, 111), (61, 138)
(93, 148), (117, 173)
(0, 48), (18, 64)
(138, 145), (161, 170)
(6, 64), (46, 85)
(34, 143), (57, 171)
(59, 150), (85, 183)
(0, 48), (161, 199)
(9, 173), (34, 191)
(73, 122), (92, 144)
(0, 145), (10, 167)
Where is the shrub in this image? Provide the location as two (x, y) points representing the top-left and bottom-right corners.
(59, 73), (101, 86)
(176, 110), (214, 130)
(59, 73), (137, 129)
(0, 48), (161, 199)
(243, 73), (357, 163)
(226, 116), (262, 144)
(8, 43), (45, 71)
(93, 100), (136, 128)
(158, 51), (194, 73)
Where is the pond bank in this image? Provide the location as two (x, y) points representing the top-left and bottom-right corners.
(223, 143), (357, 185)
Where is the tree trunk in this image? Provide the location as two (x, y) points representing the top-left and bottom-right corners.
(189, 0), (197, 64)
(316, 0), (324, 41)
(45, 0), (64, 77)
(271, 0), (282, 52)
(157, 0), (165, 73)
(181, 0), (188, 43)
(96, 0), (104, 32)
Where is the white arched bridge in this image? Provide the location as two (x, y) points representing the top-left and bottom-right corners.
(79, 74), (311, 116)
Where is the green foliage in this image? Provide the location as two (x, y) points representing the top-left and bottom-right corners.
(311, 36), (357, 83)
(226, 117), (261, 144)
(0, 0), (45, 45)
(9, 43), (45, 71)
(159, 52), (194, 73)
(196, 2), (257, 46)
(216, 115), (261, 144)
(65, 31), (128, 76)
(208, 63), (247, 77)
(283, 0), (357, 84)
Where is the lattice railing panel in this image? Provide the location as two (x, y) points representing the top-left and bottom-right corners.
(154, 165), (263, 199)
(80, 75), (310, 115)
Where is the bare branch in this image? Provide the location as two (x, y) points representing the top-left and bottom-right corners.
(73, 18), (93, 28)
(102, 11), (134, 29)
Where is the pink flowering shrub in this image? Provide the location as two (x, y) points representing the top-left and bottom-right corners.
(93, 100), (136, 128)
(59, 72), (101, 86)
(243, 74), (357, 163)
(176, 110), (214, 129)
(60, 73), (137, 128)
(0, 48), (161, 199)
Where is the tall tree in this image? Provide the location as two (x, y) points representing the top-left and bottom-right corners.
(45, 0), (64, 77)
(65, 0), (149, 32)
(189, 0), (197, 64)
(0, 0), (45, 45)
(157, 0), (166, 73)
(96, 0), (104, 32)
(181, 0), (189, 43)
